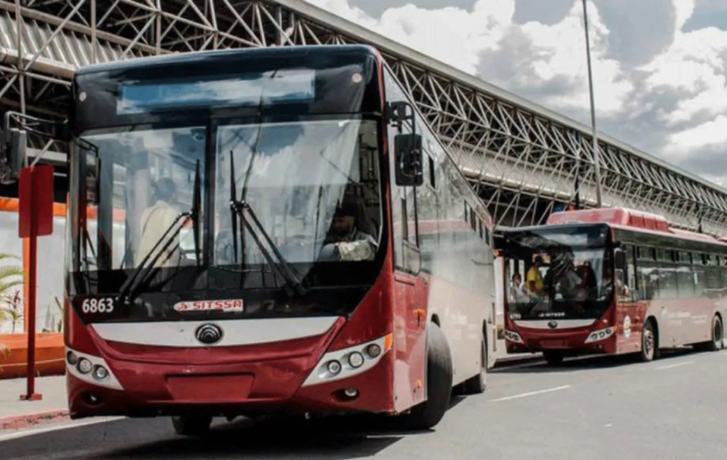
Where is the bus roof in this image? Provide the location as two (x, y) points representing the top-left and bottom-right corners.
(75, 44), (379, 76)
(505, 207), (727, 249)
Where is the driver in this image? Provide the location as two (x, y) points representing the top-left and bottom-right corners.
(322, 200), (377, 261)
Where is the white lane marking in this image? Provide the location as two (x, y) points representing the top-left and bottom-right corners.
(489, 385), (571, 402)
(0, 417), (125, 443)
(656, 361), (694, 370)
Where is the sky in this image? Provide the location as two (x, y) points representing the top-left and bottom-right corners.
(304, 0), (727, 187)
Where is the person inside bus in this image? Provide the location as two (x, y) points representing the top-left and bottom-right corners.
(510, 273), (526, 299)
(553, 254), (581, 294)
(320, 199), (377, 261)
(602, 266), (630, 299)
(137, 178), (184, 267)
(526, 255), (545, 294)
(578, 260), (598, 296)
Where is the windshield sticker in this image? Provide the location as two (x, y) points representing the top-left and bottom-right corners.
(174, 299), (244, 313)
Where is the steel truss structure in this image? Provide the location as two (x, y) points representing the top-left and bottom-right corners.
(1, 0), (727, 233)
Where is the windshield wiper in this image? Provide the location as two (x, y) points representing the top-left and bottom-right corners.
(117, 161), (202, 305)
(228, 151), (308, 297)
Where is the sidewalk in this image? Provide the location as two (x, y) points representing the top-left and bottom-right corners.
(0, 375), (69, 430)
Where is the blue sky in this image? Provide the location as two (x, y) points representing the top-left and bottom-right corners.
(307, 0), (727, 186)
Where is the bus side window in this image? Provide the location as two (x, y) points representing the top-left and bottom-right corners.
(676, 252), (694, 299)
(694, 267), (706, 297)
(636, 246), (657, 300)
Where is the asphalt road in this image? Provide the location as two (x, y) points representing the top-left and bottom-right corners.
(2, 348), (727, 460)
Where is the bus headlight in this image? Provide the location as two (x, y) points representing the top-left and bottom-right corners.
(303, 333), (393, 387)
(365, 344), (381, 358)
(65, 347), (123, 391)
(348, 352), (365, 368)
(584, 327), (615, 344)
(92, 365), (109, 381)
(327, 360), (342, 375)
(504, 329), (524, 344)
(66, 351), (79, 366)
(77, 358), (93, 374)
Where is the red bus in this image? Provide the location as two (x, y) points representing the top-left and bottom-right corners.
(3, 45), (496, 434)
(499, 207), (727, 365)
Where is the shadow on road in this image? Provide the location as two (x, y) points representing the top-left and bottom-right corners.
(491, 347), (705, 374)
(99, 415), (408, 459)
(97, 399), (475, 460)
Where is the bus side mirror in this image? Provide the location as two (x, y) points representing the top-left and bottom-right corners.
(615, 249), (626, 270)
(394, 133), (423, 186)
(1, 128), (26, 182)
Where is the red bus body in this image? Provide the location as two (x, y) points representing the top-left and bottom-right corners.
(502, 207), (727, 363)
(62, 45), (494, 429)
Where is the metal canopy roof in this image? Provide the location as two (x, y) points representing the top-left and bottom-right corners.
(0, 0), (724, 233)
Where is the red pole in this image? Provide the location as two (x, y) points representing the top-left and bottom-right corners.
(21, 169), (42, 401)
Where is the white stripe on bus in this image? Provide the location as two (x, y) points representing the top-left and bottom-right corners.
(91, 316), (340, 347)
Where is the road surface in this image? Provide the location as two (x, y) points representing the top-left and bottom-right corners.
(2, 348), (726, 460)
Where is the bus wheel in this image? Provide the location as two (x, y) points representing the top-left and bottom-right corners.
(638, 320), (657, 362)
(543, 351), (564, 366)
(399, 323), (453, 430)
(171, 415), (212, 436)
(705, 315), (723, 352)
(461, 332), (488, 395)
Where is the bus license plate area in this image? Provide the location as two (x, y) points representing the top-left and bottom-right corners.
(166, 374), (254, 402)
(540, 339), (568, 348)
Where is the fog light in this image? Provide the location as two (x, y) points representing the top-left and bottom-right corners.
(327, 360), (342, 375)
(344, 388), (358, 398)
(77, 358), (92, 374)
(92, 365), (109, 381)
(348, 352), (364, 368)
(66, 351), (78, 365)
(365, 344), (381, 358)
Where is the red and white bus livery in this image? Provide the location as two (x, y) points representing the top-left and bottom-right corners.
(499, 207), (727, 365)
(49, 45), (496, 434)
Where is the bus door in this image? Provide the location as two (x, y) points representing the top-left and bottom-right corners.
(615, 244), (641, 352)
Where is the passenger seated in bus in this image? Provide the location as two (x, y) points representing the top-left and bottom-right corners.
(526, 256), (544, 294)
(510, 273), (526, 299)
(578, 261), (598, 295)
(320, 200), (377, 261)
(137, 178), (183, 267)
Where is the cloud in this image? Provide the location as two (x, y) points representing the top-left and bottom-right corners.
(305, 0), (727, 183)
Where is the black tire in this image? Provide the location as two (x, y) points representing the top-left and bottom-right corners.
(171, 415), (213, 436)
(399, 323), (453, 430)
(461, 332), (487, 395)
(705, 315), (723, 352)
(638, 320), (657, 362)
(543, 351), (564, 366)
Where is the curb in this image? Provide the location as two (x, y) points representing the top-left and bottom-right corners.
(0, 409), (70, 431)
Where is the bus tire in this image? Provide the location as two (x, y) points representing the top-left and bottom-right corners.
(461, 331), (488, 395)
(638, 319), (657, 362)
(705, 314), (723, 352)
(171, 415), (212, 436)
(399, 323), (453, 430)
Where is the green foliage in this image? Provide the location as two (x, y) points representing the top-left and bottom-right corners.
(0, 254), (23, 373)
(0, 253), (24, 332)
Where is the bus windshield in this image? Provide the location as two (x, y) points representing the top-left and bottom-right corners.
(72, 118), (383, 280)
(502, 225), (612, 320)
